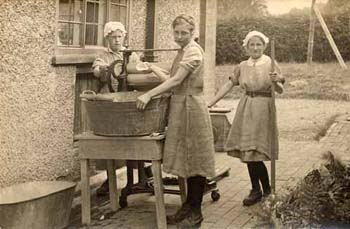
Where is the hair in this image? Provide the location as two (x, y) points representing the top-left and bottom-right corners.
(172, 14), (195, 32)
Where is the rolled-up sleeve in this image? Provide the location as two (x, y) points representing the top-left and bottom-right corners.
(92, 54), (107, 69)
(179, 46), (203, 72)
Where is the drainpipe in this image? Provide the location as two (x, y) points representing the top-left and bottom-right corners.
(144, 0), (158, 62)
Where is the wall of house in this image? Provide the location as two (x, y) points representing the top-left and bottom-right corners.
(0, 1), (77, 187)
(128, 0), (147, 50)
(155, 0), (200, 62)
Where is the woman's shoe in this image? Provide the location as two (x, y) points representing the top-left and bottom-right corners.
(167, 203), (191, 225)
(176, 208), (203, 229)
(243, 189), (262, 206)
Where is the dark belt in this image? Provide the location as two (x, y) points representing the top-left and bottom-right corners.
(246, 91), (271, 97)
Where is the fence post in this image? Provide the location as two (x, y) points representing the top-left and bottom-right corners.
(307, 0), (316, 65)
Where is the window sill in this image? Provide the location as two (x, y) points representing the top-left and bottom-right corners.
(51, 47), (106, 66)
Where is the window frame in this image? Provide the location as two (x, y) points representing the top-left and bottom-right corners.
(53, 0), (131, 65)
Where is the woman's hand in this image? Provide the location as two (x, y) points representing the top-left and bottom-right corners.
(144, 62), (153, 70)
(269, 71), (284, 83)
(136, 93), (152, 110)
(93, 63), (109, 79)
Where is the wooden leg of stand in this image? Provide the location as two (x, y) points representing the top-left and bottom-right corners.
(81, 159), (91, 225)
(151, 160), (166, 229)
(107, 160), (118, 210)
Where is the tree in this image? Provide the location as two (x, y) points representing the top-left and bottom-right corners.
(288, 7), (310, 16)
(323, 0), (350, 14)
(217, 0), (268, 21)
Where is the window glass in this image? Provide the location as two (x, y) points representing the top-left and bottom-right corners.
(57, 0), (127, 48)
(58, 22), (83, 46)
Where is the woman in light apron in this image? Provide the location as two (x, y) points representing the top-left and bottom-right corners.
(136, 14), (215, 228)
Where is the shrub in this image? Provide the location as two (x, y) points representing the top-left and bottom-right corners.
(216, 14), (350, 64)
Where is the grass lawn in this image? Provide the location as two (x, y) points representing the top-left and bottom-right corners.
(215, 62), (350, 101)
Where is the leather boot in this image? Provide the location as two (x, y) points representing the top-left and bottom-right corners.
(177, 207), (203, 229)
(167, 203), (191, 225)
(243, 189), (262, 206)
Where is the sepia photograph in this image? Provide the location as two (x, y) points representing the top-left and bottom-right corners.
(0, 0), (349, 228)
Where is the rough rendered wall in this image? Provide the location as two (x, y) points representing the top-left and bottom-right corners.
(128, 0), (147, 50)
(127, 0), (201, 63)
(0, 1), (76, 187)
(155, 0), (200, 62)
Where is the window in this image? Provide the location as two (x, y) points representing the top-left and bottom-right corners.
(57, 0), (128, 48)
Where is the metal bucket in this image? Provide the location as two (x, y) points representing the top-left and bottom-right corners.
(0, 181), (76, 229)
(82, 91), (170, 136)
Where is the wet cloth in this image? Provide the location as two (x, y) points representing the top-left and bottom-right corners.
(92, 48), (123, 93)
(162, 40), (215, 178)
(225, 54), (279, 162)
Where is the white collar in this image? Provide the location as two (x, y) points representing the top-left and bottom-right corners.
(246, 54), (270, 67)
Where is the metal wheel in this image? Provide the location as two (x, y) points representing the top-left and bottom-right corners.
(211, 190), (220, 201)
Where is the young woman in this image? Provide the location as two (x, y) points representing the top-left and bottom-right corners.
(208, 31), (285, 206)
(92, 21), (127, 195)
(92, 21), (126, 93)
(136, 14), (215, 228)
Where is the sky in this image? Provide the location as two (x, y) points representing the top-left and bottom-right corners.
(265, 0), (329, 15)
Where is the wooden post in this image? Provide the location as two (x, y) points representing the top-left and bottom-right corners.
(270, 38), (276, 193)
(199, 0), (217, 99)
(307, 0), (316, 65)
(313, 5), (347, 69)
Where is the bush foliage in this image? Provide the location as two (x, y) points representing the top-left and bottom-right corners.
(216, 14), (350, 64)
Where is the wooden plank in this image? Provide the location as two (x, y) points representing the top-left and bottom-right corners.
(307, 0), (316, 64)
(151, 160), (167, 229)
(270, 39), (277, 193)
(313, 5), (347, 69)
(80, 159), (91, 225)
(75, 132), (165, 141)
(74, 74), (99, 135)
(107, 160), (118, 211)
(79, 139), (164, 160)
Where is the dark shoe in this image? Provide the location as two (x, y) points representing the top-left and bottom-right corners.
(167, 203), (191, 225)
(177, 208), (203, 229)
(243, 189), (262, 206)
(263, 187), (271, 198)
(96, 180), (109, 196)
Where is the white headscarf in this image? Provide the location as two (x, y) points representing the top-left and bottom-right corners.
(242, 31), (269, 47)
(104, 21), (127, 38)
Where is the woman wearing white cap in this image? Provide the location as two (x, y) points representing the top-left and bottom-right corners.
(92, 21), (127, 93)
(92, 21), (127, 195)
(208, 30), (285, 206)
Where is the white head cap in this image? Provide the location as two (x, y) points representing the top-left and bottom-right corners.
(104, 21), (127, 38)
(242, 31), (269, 47)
